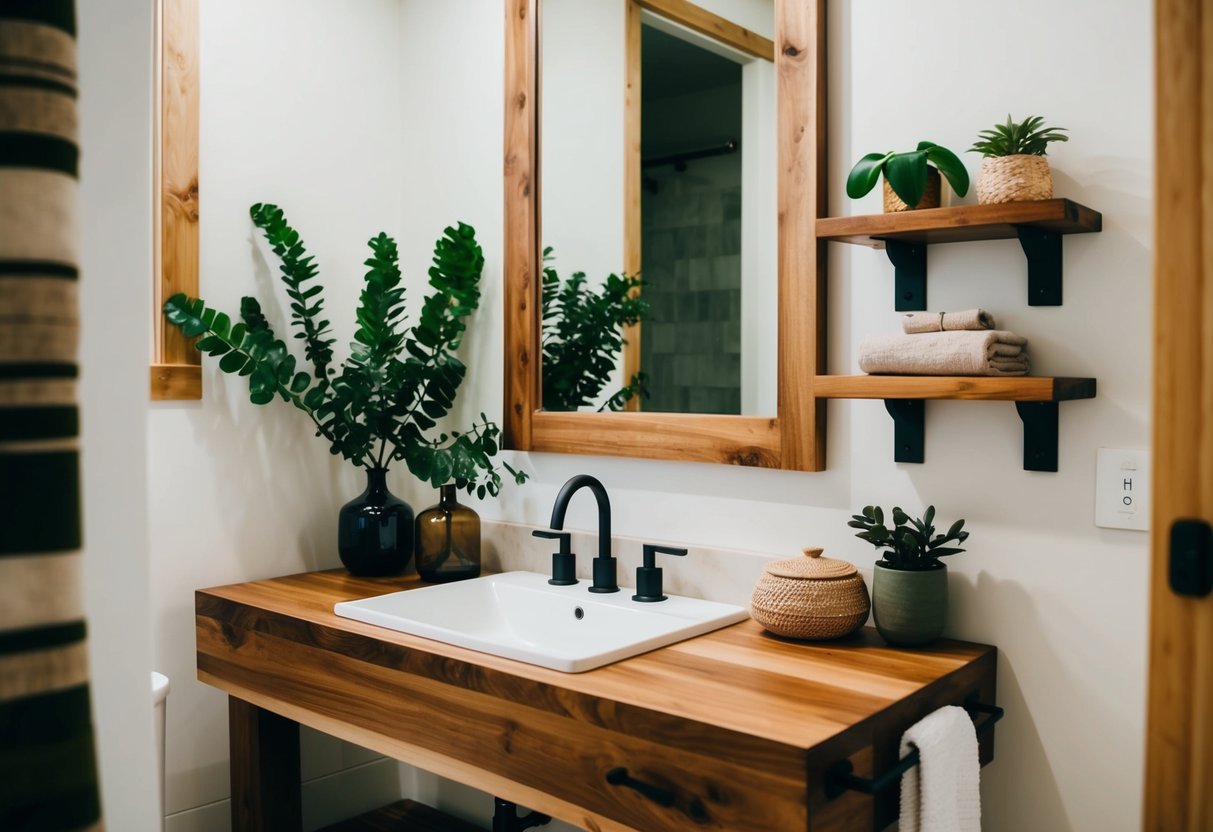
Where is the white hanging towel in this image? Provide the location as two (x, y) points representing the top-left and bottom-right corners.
(898, 705), (981, 832)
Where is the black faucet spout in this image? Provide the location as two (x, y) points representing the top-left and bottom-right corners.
(549, 474), (617, 592)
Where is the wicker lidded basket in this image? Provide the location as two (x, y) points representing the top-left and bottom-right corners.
(750, 548), (871, 640)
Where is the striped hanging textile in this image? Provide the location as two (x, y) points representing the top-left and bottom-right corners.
(0, 1), (103, 829)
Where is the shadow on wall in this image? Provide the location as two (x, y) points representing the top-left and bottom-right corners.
(952, 568), (1140, 830)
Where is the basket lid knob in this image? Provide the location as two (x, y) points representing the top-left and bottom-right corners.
(804, 547), (824, 559)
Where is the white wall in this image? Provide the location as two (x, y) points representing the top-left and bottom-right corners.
(77, 2), (160, 828)
(145, 1), (418, 828)
(106, 0), (1153, 830)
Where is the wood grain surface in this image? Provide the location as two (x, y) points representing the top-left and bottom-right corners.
(634, 0), (776, 61)
(1144, 0), (1213, 828)
(153, 0), (201, 399)
(817, 198), (1102, 247)
(198, 570), (997, 831)
(814, 375), (1096, 402)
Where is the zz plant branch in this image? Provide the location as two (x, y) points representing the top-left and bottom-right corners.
(164, 203), (526, 499)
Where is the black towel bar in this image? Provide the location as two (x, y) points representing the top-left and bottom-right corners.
(823, 696), (1004, 800)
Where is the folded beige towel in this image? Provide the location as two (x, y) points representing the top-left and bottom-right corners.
(903, 309), (995, 334)
(859, 330), (1030, 376)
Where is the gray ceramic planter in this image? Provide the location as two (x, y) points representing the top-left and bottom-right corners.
(871, 563), (948, 646)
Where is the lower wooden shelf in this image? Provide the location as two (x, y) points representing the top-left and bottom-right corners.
(813, 375), (1097, 471)
(316, 799), (484, 832)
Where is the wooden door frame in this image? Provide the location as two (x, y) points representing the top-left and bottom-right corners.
(1144, 0), (1213, 828)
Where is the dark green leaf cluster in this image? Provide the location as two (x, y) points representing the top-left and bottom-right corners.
(847, 505), (969, 571)
(163, 204), (527, 498)
(968, 115), (1068, 157)
(846, 141), (970, 209)
(540, 248), (649, 412)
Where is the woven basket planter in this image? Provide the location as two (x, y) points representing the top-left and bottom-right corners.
(882, 168), (941, 213)
(750, 548), (870, 640)
(976, 154), (1053, 204)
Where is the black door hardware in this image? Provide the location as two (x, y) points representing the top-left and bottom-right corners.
(1169, 519), (1213, 597)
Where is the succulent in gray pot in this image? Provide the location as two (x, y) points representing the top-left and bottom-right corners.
(163, 204), (527, 577)
(848, 505), (969, 647)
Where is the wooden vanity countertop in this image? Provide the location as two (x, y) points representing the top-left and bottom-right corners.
(196, 569), (996, 760)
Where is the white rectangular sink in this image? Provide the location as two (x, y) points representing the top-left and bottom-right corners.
(334, 571), (749, 673)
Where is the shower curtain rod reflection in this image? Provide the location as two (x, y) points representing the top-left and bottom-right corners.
(642, 138), (739, 171)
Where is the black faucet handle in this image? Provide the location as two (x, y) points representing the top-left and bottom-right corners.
(533, 529), (577, 586)
(532, 528), (571, 553)
(633, 544), (687, 602)
(641, 544), (687, 567)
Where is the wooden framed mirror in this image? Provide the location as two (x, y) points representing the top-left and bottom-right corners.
(503, 0), (826, 470)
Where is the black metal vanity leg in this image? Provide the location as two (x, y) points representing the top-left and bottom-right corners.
(1017, 226), (1063, 305)
(1015, 401), (1060, 472)
(229, 697), (301, 832)
(884, 399), (925, 463)
(884, 239), (927, 311)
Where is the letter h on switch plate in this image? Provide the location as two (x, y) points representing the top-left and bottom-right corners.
(1095, 448), (1151, 531)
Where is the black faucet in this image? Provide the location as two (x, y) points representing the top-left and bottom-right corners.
(534, 474), (618, 593)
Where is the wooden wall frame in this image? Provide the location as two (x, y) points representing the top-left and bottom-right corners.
(151, 0), (201, 400)
(504, 0), (826, 470)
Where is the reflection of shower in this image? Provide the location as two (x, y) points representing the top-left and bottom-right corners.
(643, 138), (738, 194)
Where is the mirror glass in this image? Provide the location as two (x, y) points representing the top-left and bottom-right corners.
(539, 0), (777, 416)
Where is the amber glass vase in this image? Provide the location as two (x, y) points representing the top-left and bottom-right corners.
(415, 484), (481, 582)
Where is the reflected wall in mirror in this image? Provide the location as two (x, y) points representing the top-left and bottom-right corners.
(504, 0), (826, 469)
(540, 0), (776, 416)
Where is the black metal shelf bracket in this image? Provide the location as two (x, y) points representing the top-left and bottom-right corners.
(1016, 226), (1063, 306)
(884, 239), (927, 311)
(1015, 401), (1060, 472)
(884, 399), (925, 463)
(823, 697), (1004, 801)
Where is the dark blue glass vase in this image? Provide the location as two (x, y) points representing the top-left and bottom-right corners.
(337, 467), (414, 577)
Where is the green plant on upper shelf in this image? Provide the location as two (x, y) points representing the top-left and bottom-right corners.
(540, 247), (650, 412)
(846, 141), (970, 208)
(848, 505), (969, 571)
(968, 114), (1069, 157)
(163, 203), (527, 499)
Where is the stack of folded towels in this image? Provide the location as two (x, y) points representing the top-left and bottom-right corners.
(858, 308), (1030, 376)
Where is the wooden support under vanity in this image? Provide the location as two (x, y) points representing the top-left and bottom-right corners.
(196, 570), (998, 831)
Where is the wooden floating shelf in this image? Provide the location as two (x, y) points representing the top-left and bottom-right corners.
(816, 199), (1103, 309)
(813, 375), (1096, 402)
(816, 199), (1102, 246)
(813, 375), (1096, 472)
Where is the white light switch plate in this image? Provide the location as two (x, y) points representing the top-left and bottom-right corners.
(1095, 448), (1150, 531)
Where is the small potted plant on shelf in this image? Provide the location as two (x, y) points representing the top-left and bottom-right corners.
(164, 203), (527, 578)
(846, 141), (970, 213)
(968, 114), (1068, 204)
(848, 505), (969, 646)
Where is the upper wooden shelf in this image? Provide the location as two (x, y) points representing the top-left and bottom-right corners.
(813, 375), (1096, 402)
(816, 199), (1102, 247)
(816, 199), (1103, 309)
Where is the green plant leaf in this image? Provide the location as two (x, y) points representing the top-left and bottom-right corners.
(924, 146), (970, 196)
(846, 152), (894, 200)
(884, 150), (928, 208)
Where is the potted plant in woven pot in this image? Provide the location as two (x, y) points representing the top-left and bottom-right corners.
(846, 141), (970, 212)
(164, 204), (527, 578)
(969, 114), (1068, 204)
(848, 505), (969, 646)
